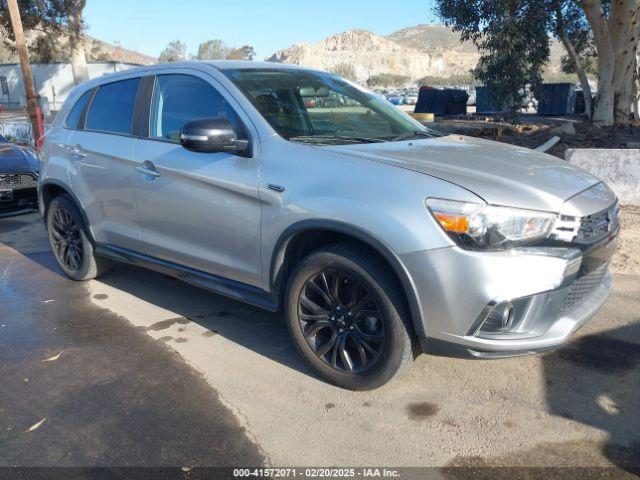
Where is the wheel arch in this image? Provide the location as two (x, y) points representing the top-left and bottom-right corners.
(269, 220), (426, 338)
(39, 179), (94, 242)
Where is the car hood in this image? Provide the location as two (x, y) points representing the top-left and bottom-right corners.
(322, 135), (600, 212)
(0, 143), (38, 174)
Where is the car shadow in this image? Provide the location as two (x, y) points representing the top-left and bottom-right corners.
(0, 214), (322, 383)
(542, 321), (640, 475)
(93, 262), (322, 380)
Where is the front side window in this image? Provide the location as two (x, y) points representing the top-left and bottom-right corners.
(222, 68), (436, 144)
(65, 89), (93, 129)
(149, 74), (244, 142)
(86, 78), (140, 135)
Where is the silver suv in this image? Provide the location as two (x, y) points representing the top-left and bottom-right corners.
(38, 62), (619, 390)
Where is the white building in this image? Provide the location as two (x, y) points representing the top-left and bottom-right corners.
(0, 61), (144, 112)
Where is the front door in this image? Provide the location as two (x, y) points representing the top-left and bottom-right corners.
(133, 73), (262, 287)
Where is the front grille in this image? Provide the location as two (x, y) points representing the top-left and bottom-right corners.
(559, 263), (608, 314)
(576, 204), (619, 243)
(0, 173), (37, 189)
(551, 203), (619, 244)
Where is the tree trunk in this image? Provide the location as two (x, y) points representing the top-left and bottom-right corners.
(634, 48), (640, 119)
(560, 35), (593, 117)
(592, 44), (615, 124)
(69, 39), (89, 84)
(610, 0), (640, 123)
(554, 2), (593, 118)
(67, 0), (89, 85)
(581, 0), (640, 125)
(582, 0), (615, 124)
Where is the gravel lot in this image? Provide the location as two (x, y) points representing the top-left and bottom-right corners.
(1, 213), (639, 475)
(613, 205), (640, 276)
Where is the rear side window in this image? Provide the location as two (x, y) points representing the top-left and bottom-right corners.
(65, 89), (93, 129)
(86, 78), (140, 135)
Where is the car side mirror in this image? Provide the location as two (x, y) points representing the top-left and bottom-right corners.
(180, 117), (249, 155)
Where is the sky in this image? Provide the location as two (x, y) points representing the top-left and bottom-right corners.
(84, 0), (440, 60)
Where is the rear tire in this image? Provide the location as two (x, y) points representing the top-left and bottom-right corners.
(46, 195), (110, 281)
(284, 242), (414, 390)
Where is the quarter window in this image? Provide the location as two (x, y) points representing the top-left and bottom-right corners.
(149, 74), (244, 142)
(65, 89), (93, 129)
(85, 78), (140, 135)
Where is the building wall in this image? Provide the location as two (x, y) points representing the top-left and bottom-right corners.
(0, 62), (142, 111)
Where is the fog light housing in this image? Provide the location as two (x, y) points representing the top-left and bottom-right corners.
(479, 301), (515, 333)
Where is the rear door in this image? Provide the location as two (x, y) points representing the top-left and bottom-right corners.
(67, 77), (141, 250)
(132, 71), (262, 287)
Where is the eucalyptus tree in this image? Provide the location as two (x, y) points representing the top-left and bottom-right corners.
(435, 0), (640, 124)
(0, 0), (89, 84)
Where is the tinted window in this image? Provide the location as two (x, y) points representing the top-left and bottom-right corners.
(150, 74), (244, 142)
(65, 89), (93, 129)
(86, 78), (140, 135)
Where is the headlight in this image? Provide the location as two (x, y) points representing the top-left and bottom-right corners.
(426, 198), (557, 250)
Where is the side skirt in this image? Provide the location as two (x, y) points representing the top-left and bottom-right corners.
(95, 244), (280, 312)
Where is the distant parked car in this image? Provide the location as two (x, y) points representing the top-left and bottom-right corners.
(386, 94), (404, 105)
(403, 93), (418, 105)
(0, 134), (38, 216)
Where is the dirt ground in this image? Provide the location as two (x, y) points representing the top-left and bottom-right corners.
(614, 205), (640, 276)
(431, 116), (640, 159)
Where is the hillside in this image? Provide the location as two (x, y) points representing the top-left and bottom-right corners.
(267, 29), (450, 84)
(267, 24), (566, 84)
(387, 24), (467, 53)
(0, 32), (156, 66)
(85, 36), (156, 65)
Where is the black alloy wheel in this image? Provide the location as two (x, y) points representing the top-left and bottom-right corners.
(285, 242), (414, 390)
(298, 269), (386, 374)
(46, 194), (110, 281)
(50, 207), (84, 271)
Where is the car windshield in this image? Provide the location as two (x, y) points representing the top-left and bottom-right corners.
(222, 68), (439, 145)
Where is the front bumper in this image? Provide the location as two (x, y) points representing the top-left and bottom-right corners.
(0, 186), (38, 216)
(402, 231), (617, 359)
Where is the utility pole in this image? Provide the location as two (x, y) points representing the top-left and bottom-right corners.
(6, 0), (41, 143)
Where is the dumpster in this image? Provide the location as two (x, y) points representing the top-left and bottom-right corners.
(415, 87), (468, 116)
(475, 86), (504, 113)
(537, 83), (576, 116)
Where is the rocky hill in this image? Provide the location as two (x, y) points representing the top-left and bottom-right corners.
(267, 24), (565, 84)
(0, 31), (156, 66)
(85, 36), (156, 65)
(267, 29), (451, 84)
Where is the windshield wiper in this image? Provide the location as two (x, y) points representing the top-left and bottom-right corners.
(289, 135), (385, 145)
(390, 130), (439, 142)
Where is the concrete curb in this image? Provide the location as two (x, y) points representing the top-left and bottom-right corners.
(566, 149), (640, 206)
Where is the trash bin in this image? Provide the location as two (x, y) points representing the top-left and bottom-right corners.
(537, 83), (576, 116)
(475, 86), (504, 113)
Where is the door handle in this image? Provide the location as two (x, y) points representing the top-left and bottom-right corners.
(135, 162), (161, 178)
(69, 146), (87, 160)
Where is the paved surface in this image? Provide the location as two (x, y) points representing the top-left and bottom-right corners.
(0, 215), (264, 467)
(1, 213), (639, 473)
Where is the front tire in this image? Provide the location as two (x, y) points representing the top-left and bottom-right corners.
(285, 242), (414, 390)
(46, 195), (109, 281)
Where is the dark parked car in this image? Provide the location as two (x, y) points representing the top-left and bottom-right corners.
(0, 134), (39, 216)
